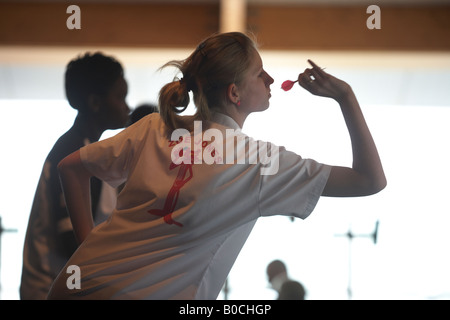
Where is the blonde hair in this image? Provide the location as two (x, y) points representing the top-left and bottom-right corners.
(158, 32), (258, 131)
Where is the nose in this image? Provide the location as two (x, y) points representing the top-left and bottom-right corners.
(267, 74), (275, 85)
(266, 73), (274, 86)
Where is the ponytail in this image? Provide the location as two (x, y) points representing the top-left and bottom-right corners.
(158, 77), (190, 131)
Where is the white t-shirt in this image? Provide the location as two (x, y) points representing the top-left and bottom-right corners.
(48, 112), (331, 300)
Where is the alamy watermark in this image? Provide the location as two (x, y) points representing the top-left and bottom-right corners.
(366, 5), (381, 29)
(66, 265), (81, 289)
(66, 5), (81, 30)
(170, 121), (280, 176)
(66, 5), (380, 31)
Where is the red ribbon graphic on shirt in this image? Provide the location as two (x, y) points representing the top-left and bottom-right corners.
(149, 137), (218, 227)
(148, 160), (193, 227)
(148, 142), (201, 227)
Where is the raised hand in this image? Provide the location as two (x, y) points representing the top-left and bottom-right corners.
(298, 59), (352, 102)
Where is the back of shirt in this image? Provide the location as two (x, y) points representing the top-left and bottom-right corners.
(47, 112), (330, 300)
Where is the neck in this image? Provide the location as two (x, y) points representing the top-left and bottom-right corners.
(72, 113), (105, 142)
(270, 272), (288, 293)
(214, 104), (248, 128)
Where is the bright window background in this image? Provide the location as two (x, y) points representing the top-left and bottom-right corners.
(0, 48), (449, 300)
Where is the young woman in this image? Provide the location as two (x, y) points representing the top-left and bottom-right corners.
(47, 32), (386, 300)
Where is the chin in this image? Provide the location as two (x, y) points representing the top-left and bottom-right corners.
(260, 103), (270, 112)
(248, 102), (270, 114)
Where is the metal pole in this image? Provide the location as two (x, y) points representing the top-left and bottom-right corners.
(223, 277), (229, 300)
(220, 0), (247, 33)
(335, 220), (379, 300)
(0, 216), (18, 294)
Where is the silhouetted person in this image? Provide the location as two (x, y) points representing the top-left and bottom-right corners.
(267, 260), (306, 300)
(20, 52), (130, 299)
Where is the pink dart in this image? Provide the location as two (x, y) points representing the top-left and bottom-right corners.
(281, 80), (298, 91)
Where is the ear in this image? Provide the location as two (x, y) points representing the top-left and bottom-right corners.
(87, 93), (102, 113)
(226, 83), (240, 105)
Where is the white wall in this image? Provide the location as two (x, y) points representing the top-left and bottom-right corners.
(1, 47), (449, 299)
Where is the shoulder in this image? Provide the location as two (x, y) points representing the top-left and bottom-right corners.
(47, 130), (85, 165)
(279, 280), (306, 300)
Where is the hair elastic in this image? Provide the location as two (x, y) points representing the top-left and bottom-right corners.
(179, 77), (193, 92)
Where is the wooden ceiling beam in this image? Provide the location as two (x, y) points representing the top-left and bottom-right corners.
(0, 2), (449, 51)
(248, 4), (450, 51)
(0, 2), (220, 48)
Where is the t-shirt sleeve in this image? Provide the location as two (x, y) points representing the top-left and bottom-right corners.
(80, 117), (150, 188)
(258, 145), (331, 220)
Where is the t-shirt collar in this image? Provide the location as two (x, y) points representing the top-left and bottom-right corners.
(209, 111), (241, 130)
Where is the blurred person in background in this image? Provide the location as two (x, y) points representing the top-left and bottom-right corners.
(20, 52), (130, 299)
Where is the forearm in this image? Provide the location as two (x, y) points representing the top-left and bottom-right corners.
(337, 89), (387, 194)
(58, 150), (95, 244)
